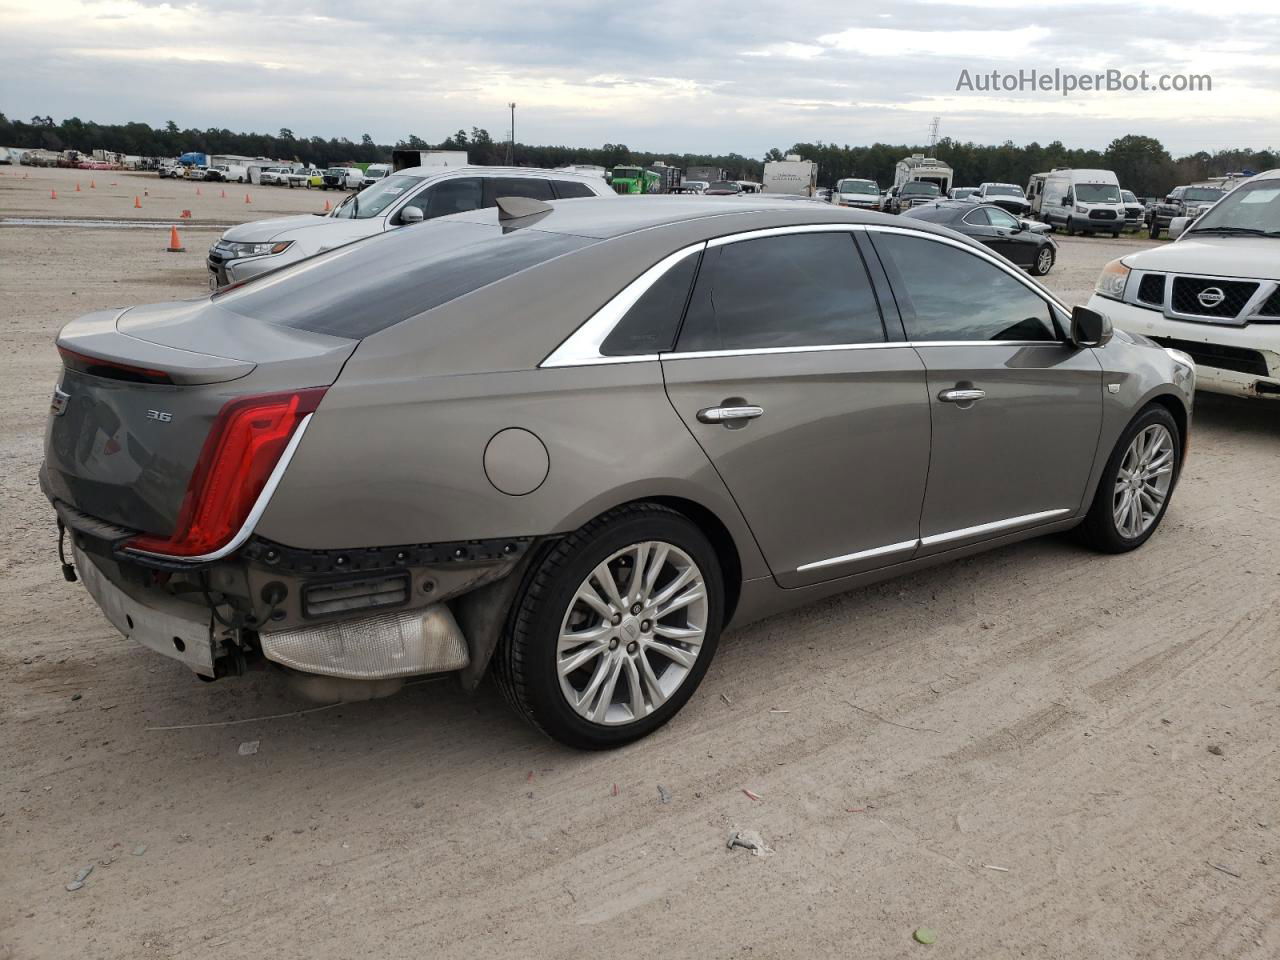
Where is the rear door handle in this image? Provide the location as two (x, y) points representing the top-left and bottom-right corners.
(697, 404), (764, 425)
(938, 388), (986, 403)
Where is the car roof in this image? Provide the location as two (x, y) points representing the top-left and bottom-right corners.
(394, 165), (605, 184)
(444, 195), (982, 244)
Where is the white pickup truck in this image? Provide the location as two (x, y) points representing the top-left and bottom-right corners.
(1088, 168), (1280, 399)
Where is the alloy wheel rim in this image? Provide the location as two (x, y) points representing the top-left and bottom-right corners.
(1037, 249), (1053, 272)
(1112, 424), (1175, 538)
(556, 540), (708, 726)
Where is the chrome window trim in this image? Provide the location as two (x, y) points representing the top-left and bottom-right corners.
(541, 242), (705, 368)
(920, 508), (1071, 548)
(540, 221), (1072, 369)
(121, 413), (314, 564)
(796, 538), (919, 573)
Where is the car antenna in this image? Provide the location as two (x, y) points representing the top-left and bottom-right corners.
(496, 196), (553, 221)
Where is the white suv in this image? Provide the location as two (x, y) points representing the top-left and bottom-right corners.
(1088, 169), (1280, 399)
(207, 166), (614, 289)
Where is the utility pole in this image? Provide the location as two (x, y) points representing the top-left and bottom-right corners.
(507, 102), (516, 166)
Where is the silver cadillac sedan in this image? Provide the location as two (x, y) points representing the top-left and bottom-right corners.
(43, 196), (1195, 748)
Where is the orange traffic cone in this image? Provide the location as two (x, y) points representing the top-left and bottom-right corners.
(166, 225), (186, 253)
(50, 189), (57, 200)
(180, 209), (192, 219)
(220, 189), (226, 199)
(90, 180), (96, 189)
(134, 196), (142, 208)
(75, 183), (81, 192)
(323, 199), (331, 212)
(196, 186), (202, 196)
(244, 193), (251, 204)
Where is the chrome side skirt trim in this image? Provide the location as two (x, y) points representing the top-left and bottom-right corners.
(796, 508), (1072, 574)
(920, 508), (1071, 548)
(122, 413), (315, 564)
(795, 538), (919, 573)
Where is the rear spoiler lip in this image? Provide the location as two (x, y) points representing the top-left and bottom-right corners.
(55, 308), (257, 386)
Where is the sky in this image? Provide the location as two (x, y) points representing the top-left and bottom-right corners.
(1, 0), (1278, 157)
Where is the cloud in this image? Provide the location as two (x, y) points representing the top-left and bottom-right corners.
(0, 0), (1276, 156)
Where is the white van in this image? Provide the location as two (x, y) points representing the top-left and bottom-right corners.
(1041, 169), (1127, 236)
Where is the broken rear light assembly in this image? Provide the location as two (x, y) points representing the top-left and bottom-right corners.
(124, 387), (327, 560)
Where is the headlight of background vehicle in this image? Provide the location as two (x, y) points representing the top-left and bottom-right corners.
(1075, 205), (1089, 214)
(223, 240), (293, 259)
(1095, 258), (1131, 301)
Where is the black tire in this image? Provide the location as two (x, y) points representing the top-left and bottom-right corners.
(1078, 404), (1181, 553)
(1149, 220), (1161, 240)
(1111, 231), (1121, 238)
(494, 503), (724, 749)
(1032, 245), (1055, 276)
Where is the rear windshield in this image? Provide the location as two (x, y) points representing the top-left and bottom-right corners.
(214, 221), (594, 339)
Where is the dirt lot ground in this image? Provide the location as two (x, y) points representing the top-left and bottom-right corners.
(2, 168), (1278, 960)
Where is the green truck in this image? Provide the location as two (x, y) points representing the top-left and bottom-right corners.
(609, 165), (663, 195)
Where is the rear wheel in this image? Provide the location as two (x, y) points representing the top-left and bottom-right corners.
(495, 504), (723, 749)
(1079, 405), (1180, 553)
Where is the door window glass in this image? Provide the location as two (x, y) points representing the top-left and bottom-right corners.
(491, 178), (554, 201)
(676, 232), (884, 351)
(601, 253), (700, 356)
(873, 233), (1056, 342)
(425, 179), (482, 219)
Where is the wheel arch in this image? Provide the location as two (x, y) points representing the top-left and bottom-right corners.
(1142, 389), (1190, 459)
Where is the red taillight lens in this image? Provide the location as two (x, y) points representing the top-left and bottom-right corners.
(126, 387), (327, 558)
(58, 346), (174, 385)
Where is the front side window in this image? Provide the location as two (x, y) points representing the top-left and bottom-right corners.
(330, 174), (420, 219)
(873, 233), (1057, 343)
(902, 182), (940, 197)
(987, 208), (1020, 229)
(677, 232), (884, 352)
(425, 178), (483, 218)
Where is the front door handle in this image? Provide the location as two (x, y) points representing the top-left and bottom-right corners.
(697, 404), (764, 425)
(938, 388), (986, 403)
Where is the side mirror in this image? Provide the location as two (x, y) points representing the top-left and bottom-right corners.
(1071, 305), (1113, 348)
(400, 205), (425, 225)
(1168, 216), (1189, 239)
(1061, 196), (1071, 206)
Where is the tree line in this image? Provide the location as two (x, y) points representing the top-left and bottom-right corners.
(2, 113), (1273, 197)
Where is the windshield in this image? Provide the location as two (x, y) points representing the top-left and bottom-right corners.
(1191, 179), (1280, 234)
(903, 182), (940, 196)
(1184, 187), (1224, 202)
(1121, 190), (1137, 203)
(612, 168), (641, 178)
(365, 169), (387, 179)
(985, 185), (1023, 197)
(1074, 183), (1121, 203)
(837, 179), (877, 195)
(330, 174), (421, 220)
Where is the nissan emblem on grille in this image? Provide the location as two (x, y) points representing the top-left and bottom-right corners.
(1197, 287), (1226, 309)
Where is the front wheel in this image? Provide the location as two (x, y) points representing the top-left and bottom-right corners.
(495, 503), (724, 749)
(1078, 405), (1181, 553)
(1032, 245), (1055, 276)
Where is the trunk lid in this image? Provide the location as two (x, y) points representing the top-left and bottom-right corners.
(44, 300), (355, 538)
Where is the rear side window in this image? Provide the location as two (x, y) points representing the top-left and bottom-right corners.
(872, 233), (1056, 342)
(426, 178), (483, 219)
(961, 208), (992, 226)
(215, 222), (594, 339)
(554, 180), (595, 199)
(489, 178), (554, 202)
(601, 252), (700, 356)
(676, 232), (884, 352)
